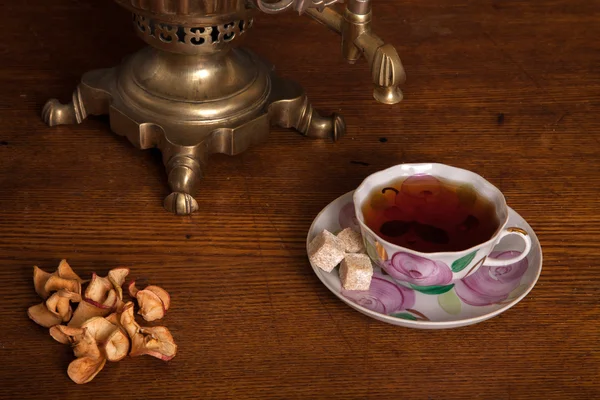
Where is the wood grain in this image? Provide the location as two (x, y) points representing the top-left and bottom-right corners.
(1, 0), (599, 398)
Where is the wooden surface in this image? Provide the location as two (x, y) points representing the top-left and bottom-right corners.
(1, 0), (599, 398)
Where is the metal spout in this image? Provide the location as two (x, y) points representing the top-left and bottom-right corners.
(306, 0), (406, 104)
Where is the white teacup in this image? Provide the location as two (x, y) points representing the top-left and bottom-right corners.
(353, 163), (532, 288)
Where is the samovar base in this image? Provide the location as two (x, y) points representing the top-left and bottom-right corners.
(42, 46), (345, 215)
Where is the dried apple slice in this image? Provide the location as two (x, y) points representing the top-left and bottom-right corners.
(128, 281), (170, 320)
(53, 324), (107, 384)
(136, 289), (165, 322)
(73, 328), (101, 359)
(140, 326), (177, 360)
(81, 316), (130, 361)
(145, 285), (171, 311)
(57, 259), (82, 282)
(44, 275), (81, 296)
(103, 329), (129, 362)
(45, 293), (71, 322)
(108, 268), (129, 300)
(49, 326), (70, 344)
(68, 300), (112, 327)
(108, 268), (129, 288)
(45, 292), (62, 314)
(127, 281), (139, 298)
(33, 260), (82, 300)
(68, 327), (105, 384)
(119, 302), (140, 338)
(120, 302), (176, 361)
(33, 266), (53, 299)
(67, 356), (106, 385)
(130, 326), (177, 361)
(28, 303), (63, 328)
(82, 317), (116, 342)
(49, 325), (85, 345)
(46, 289), (82, 322)
(56, 298), (72, 321)
(85, 273), (112, 303)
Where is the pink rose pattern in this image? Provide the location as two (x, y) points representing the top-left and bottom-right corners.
(454, 251), (528, 306)
(341, 273), (415, 315)
(382, 252), (453, 286)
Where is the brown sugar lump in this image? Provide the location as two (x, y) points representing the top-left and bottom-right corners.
(339, 253), (373, 291)
(308, 230), (346, 272)
(337, 227), (365, 253)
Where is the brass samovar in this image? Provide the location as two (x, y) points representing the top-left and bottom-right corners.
(42, 0), (405, 215)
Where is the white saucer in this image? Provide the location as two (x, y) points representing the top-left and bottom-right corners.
(306, 191), (543, 329)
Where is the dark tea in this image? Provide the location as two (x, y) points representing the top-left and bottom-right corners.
(361, 174), (500, 253)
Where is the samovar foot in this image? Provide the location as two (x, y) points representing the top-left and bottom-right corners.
(162, 155), (203, 216)
(269, 78), (346, 142)
(163, 192), (199, 216)
(42, 98), (81, 126)
(42, 69), (113, 127)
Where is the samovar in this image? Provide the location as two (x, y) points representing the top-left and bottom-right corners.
(42, 0), (406, 215)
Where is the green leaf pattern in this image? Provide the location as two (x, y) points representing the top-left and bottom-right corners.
(391, 312), (418, 321)
(410, 283), (455, 295)
(451, 250), (478, 273)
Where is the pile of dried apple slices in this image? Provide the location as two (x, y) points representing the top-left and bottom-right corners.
(27, 260), (177, 384)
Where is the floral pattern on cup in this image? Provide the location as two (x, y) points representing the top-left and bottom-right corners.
(341, 273), (415, 315)
(454, 251), (529, 306)
(339, 202), (360, 231)
(382, 252), (453, 286)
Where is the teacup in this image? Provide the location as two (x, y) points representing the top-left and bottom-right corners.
(353, 163), (532, 288)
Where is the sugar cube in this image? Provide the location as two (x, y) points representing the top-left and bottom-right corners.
(339, 253), (373, 291)
(337, 227), (365, 253)
(308, 230), (345, 272)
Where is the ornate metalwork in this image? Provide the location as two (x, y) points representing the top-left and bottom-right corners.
(133, 13), (252, 52)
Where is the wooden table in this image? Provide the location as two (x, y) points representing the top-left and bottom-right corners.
(1, 0), (599, 398)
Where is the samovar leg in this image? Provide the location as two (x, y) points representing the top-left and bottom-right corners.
(269, 77), (346, 142)
(42, 69), (114, 127)
(162, 154), (204, 216)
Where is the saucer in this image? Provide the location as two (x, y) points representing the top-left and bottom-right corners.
(306, 191), (542, 329)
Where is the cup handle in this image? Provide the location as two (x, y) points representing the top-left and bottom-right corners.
(483, 227), (532, 267)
